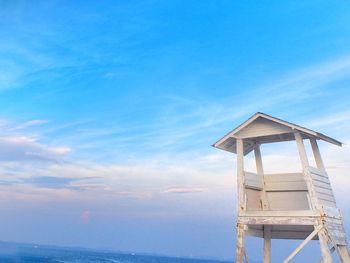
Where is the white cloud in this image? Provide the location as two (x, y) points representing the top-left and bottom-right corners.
(0, 136), (70, 163)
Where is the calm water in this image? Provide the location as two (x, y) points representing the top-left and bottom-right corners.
(0, 242), (231, 263)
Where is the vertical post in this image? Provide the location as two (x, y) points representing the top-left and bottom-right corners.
(310, 138), (325, 170)
(318, 228), (333, 263)
(263, 225), (272, 263)
(236, 224), (245, 263)
(236, 138), (245, 213)
(254, 144), (271, 263)
(236, 139), (245, 263)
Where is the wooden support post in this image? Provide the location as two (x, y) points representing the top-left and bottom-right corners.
(283, 225), (323, 263)
(295, 131), (318, 210)
(236, 138), (245, 213)
(236, 139), (245, 263)
(236, 223), (245, 263)
(263, 225), (271, 263)
(254, 144), (264, 175)
(254, 144), (269, 210)
(310, 138), (325, 170)
(336, 245), (350, 263)
(319, 228), (333, 263)
(294, 131), (310, 168)
(318, 246), (336, 263)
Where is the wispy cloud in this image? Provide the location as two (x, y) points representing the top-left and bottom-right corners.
(0, 136), (70, 163)
(11, 119), (48, 131)
(161, 187), (207, 194)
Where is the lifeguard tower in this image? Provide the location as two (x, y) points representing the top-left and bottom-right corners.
(213, 112), (350, 263)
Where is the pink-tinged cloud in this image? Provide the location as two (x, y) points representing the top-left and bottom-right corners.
(161, 187), (207, 194)
(80, 210), (90, 223)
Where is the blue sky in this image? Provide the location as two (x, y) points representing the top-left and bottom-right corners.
(1, 0), (350, 261)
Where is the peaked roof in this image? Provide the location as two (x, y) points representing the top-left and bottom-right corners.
(213, 112), (342, 155)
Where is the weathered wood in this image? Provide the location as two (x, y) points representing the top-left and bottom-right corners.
(318, 246), (336, 263)
(337, 245), (350, 263)
(246, 189), (262, 211)
(240, 210), (318, 217)
(310, 138), (325, 170)
(214, 113), (348, 263)
(213, 113), (342, 155)
(282, 225), (323, 263)
(265, 181), (308, 191)
(238, 216), (319, 226)
(245, 172), (263, 190)
(236, 117), (293, 139)
(263, 225), (271, 263)
(236, 224), (245, 263)
(295, 131), (318, 210)
(266, 191), (310, 210)
(309, 166), (328, 177)
(322, 206), (341, 219)
(254, 144), (269, 210)
(237, 138), (245, 213)
(319, 228), (333, 263)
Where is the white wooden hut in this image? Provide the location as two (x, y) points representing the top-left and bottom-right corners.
(213, 112), (350, 263)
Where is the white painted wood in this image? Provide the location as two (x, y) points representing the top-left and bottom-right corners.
(316, 192), (336, 203)
(264, 173), (305, 181)
(263, 225), (271, 263)
(238, 216), (319, 226)
(322, 206), (341, 218)
(308, 166), (327, 176)
(264, 173), (308, 191)
(295, 131), (318, 210)
(310, 138), (326, 170)
(319, 199), (337, 208)
(236, 117), (293, 138)
(337, 245), (350, 263)
(282, 225), (323, 263)
(254, 144), (270, 211)
(315, 188), (335, 198)
(245, 172), (263, 190)
(313, 179), (332, 190)
(240, 210), (318, 217)
(237, 139), (245, 213)
(246, 189), (262, 211)
(236, 224), (245, 263)
(265, 181), (308, 191)
(326, 221), (348, 246)
(319, 246), (336, 263)
(266, 191), (310, 210)
(213, 113), (349, 262)
(319, 228), (333, 263)
(213, 113), (342, 154)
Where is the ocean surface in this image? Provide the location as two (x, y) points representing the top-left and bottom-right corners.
(0, 242), (231, 263)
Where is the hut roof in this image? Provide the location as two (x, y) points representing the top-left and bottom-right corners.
(212, 112), (342, 155)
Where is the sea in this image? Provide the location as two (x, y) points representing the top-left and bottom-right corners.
(0, 242), (231, 263)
